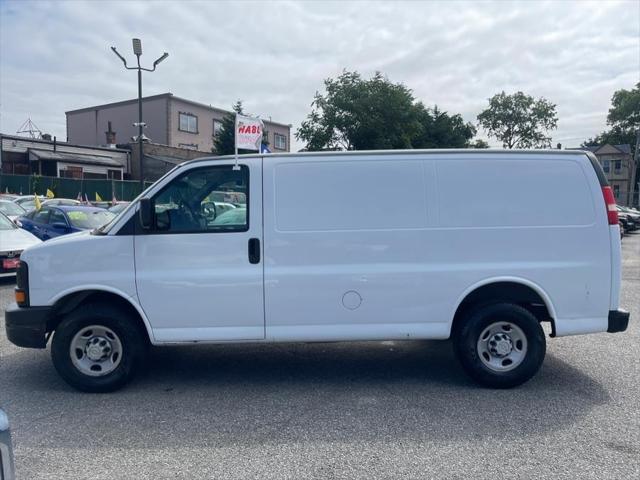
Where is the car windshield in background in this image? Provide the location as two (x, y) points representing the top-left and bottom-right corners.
(18, 201), (36, 211)
(0, 212), (16, 230)
(108, 203), (130, 214)
(212, 207), (246, 226)
(66, 210), (116, 229)
(0, 201), (25, 217)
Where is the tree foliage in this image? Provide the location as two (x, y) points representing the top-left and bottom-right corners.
(582, 82), (639, 155)
(477, 91), (558, 149)
(296, 71), (478, 151)
(213, 101), (243, 155)
(469, 139), (490, 148)
(213, 101), (269, 155)
(413, 105), (477, 149)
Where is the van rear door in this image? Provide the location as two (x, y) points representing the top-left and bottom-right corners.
(134, 159), (264, 342)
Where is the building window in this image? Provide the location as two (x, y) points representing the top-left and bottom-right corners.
(613, 184), (620, 199)
(274, 133), (287, 150)
(614, 160), (621, 172)
(602, 160), (610, 173)
(213, 119), (223, 138)
(179, 113), (198, 133)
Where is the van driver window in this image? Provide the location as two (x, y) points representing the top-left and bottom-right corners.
(152, 165), (248, 233)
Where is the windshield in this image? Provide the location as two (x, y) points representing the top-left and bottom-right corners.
(108, 203), (129, 214)
(66, 210), (116, 229)
(0, 201), (25, 217)
(19, 200), (36, 211)
(0, 212), (17, 230)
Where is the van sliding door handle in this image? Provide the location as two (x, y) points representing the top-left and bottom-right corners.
(248, 238), (260, 264)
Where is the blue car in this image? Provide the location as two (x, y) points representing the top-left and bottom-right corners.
(17, 205), (116, 241)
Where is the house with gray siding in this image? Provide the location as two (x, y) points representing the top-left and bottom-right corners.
(66, 93), (291, 154)
(579, 144), (637, 206)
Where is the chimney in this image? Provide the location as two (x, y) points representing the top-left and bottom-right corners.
(105, 121), (117, 147)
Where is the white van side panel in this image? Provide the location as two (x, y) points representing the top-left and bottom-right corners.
(436, 156), (611, 336)
(263, 153), (611, 341)
(264, 156), (451, 340)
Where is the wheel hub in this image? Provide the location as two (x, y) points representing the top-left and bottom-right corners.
(488, 333), (513, 357)
(85, 336), (113, 361)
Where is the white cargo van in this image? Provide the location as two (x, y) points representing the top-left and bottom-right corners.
(5, 150), (629, 391)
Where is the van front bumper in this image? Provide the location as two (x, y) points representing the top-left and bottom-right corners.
(4, 303), (50, 349)
(608, 309), (630, 333)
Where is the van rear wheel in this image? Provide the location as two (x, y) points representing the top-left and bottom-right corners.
(51, 304), (147, 392)
(453, 303), (546, 388)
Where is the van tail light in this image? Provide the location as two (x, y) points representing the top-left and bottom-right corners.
(602, 186), (619, 225)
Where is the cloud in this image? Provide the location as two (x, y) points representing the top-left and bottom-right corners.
(0, 0), (638, 150)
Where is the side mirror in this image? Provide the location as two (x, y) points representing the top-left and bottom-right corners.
(139, 198), (154, 229)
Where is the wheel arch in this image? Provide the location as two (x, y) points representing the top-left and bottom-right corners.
(47, 287), (154, 344)
(450, 277), (557, 337)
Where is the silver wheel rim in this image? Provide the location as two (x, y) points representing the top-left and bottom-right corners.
(70, 325), (123, 377)
(477, 321), (528, 372)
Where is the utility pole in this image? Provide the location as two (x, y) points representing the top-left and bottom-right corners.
(111, 39), (168, 190)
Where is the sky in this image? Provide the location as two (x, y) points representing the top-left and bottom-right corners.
(0, 0), (639, 151)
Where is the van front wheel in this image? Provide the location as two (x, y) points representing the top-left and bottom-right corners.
(51, 304), (146, 392)
(453, 303), (546, 388)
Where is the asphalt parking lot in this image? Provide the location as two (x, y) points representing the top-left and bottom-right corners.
(1, 233), (639, 480)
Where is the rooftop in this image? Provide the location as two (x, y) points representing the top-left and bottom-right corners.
(569, 144), (632, 155)
(65, 93), (292, 128)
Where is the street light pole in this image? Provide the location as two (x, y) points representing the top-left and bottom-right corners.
(111, 39), (168, 190)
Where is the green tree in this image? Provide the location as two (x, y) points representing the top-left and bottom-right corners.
(477, 91), (558, 149)
(413, 105), (476, 149)
(213, 101), (269, 155)
(582, 82), (640, 155)
(296, 70), (476, 151)
(469, 139), (490, 148)
(296, 71), (423, 150)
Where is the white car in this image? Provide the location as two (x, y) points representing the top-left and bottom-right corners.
(0, 199), (26, 223)
(0, 211), (41, 277)
(5, 149), (629, 392)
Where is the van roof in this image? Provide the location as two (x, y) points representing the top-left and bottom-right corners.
(180, 148), (607, 187)
(186, 148), (590, 165)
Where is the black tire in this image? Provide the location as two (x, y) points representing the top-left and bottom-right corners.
(51, 303), (147, 392)
(453, 303), (546, 388)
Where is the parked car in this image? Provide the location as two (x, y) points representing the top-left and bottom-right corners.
(0, 193), (19, 201)
(17, 206), (115, 241)
(0, 409), (15, 480)
(42, 198), (82, 207)
(5, 149), (629, 392)
(108, 201), (131, 215)
(12, 195), (45, 212)
(619, 205), (640, 225)
(0, 211), (41, 277)
(617, 206), (637, 231)
(0, 200), (26, 223)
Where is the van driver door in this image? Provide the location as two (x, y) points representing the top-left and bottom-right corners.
(134, 159), (264, 342)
